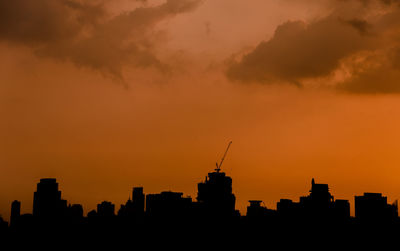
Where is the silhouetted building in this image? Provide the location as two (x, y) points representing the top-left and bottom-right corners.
(247, 200), (276, 222)
(355, 193), (398, 222)
(0, 216), (8, 233)
(277, 199), (301, 219)
(132, 187), (145, 213)
(277, 179), (349, 221)
(33, 178), (67, 219)
(68, 204), (84, 219)
(87, 210), (97, 218)
(118, 200), (133, 217)
(146, 191), (192, 219)
(97, 201), (115, 217)
(197, 169), (236, 217)
(332, 199), (350, 219)
(15, 214), (35, 231)
(118, 187), (145, 219)
(301, 178), (334, 217)
(10, 200), (21, 227)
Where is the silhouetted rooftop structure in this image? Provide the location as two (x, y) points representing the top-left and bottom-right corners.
(276, 179), (350, 221)
(332, 199), (351, 220)
(97, 201), (115, 217)
(197, 170), (236, 217)
(68, 204), (84, 219)
(247, 200), (276, 221)
(277, 199), (301, 218)
(10, 200), (20, 228)
(33, 178), (67, 219)
(118, 187), (145, 220)
(355, 193), (398, 222)
(310, 178), (333, 200)
(146, 191), (192, 219)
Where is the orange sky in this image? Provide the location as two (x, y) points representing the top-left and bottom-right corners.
(2, 0), (400, 220)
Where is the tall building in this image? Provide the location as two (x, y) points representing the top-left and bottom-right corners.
(118, 187), (145, 218)
(10, 200), (21, 227)
(132, 187), (145, 215)
(300, 179), (335, 218)
(197, 169), (236, 217)
(310, 179), (334, 202)
(33, 178), (67, 218)
(355, 193), (398, 222)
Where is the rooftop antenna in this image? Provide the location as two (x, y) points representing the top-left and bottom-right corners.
(215, 141), (232, 172)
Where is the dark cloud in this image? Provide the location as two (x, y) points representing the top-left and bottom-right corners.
(368, 0), (400, 5)
(0, 0), (202, 78)
(337, 45), (400, 93)
(227, 0), (400, 93)
(227, 17), (372, 85)
(0, 0), (105, 44)
(343, 18), (371, 35)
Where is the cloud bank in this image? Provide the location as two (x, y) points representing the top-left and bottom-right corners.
(227, 0), (400, 93)
(0, 0), (202, 78)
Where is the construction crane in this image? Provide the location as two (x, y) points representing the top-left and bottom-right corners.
(215, 141), (232, 172)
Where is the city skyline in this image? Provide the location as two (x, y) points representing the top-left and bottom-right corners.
(2, 168), (399, 238)
(1, 168), (398, 222)
(3, 0), (400, 232)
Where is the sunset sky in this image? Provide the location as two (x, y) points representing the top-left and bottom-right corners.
(2, 0), (400, 219)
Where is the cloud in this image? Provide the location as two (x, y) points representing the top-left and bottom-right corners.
(227, 0), (400, 93)
(344, 18), (372, 35)
(226, 17), (372, 85)
(0, 0), (202, 78)
(337, 46), (400, 93)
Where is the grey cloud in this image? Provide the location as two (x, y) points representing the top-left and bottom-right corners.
(0, 0), (202, 78)
(227, 0), (400, 93)
(227, 17), (372, 85)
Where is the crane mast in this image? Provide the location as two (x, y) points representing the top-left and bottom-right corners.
(215, 141), (232, 172)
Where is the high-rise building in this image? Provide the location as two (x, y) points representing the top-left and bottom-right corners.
(132, 187), (145, 215)
(118, 187), (145, 218)
(33, 178), (67, 218)
(308, 178), (334, 205)
(355, 193), (398, 222)
(10, 200), (21, 227)
(300, 179), (335, 218)
(197, 170), (236, 217)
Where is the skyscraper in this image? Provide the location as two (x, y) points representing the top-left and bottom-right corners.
(132, 187), (145, 215)
(118, 187), (145, 219)
(197, 169), (236, 217)
(33, 178), (67, 218)
(10, 200), (21, 227)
